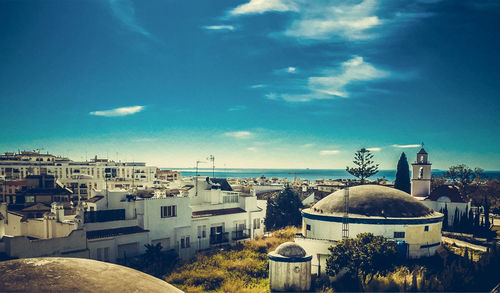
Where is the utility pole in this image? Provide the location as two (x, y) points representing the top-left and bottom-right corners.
(207, 155), (215, 178)
(195, 160), (206, 197)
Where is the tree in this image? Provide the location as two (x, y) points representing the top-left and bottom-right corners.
(445, 164), (483, 193)
(326, 233), (398, 287)
(443, 203), (449, 231)
(346, 148), (379, 184)
(264, 187), (303, 231)
(394, 152), (411, 193)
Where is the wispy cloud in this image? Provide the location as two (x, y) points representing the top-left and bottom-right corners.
(227, 0), (435, 42)
(269, 56), (388, 102)
(247, 147), (257, 151)
(250, 84), (267, 89)
(392, 144), (421, 148)
(301, 143), (315, 148)
(229, 0), (298, 16)
(320, 150), (340, 155)
(275, 66), (298, 75)
(367, 147), (381, 151)
(203, 25), (236, 31)
(109, 0), (151, 37)
(90, 105), (144, 117)
(284, 0), (381, 40)
(227, 105), (247, 112)
(224, 131), (253, 139)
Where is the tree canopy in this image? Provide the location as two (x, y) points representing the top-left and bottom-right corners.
(394, 152), (411, 194)
(326, 233), (399, 280)
(445, 164), (483, 189)
(346, 148), (379, 184)
(264, 187), (303, 231)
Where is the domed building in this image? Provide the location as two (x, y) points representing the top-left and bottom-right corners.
(0, 257), (182, 292)
(295, 185), (444, 275)
(268, 242), (312, 291)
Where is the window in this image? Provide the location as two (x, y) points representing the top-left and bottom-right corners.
(253, 218), (261, 229)
(181, 236), (190, 248)
(198, 225), (207, 238)
(306, 224), (311, 231)
(161, 205), (177, 218)
(394, 232), (405, 238)
(424, 225), (429, 231)
(223, 193), (239, 203)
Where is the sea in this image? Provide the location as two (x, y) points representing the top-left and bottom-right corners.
(166, 168), (500, 183)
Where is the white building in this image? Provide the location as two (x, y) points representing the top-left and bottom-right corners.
(0, 151), (157, 200)
(296, 185), (444, 275)
(0, 176), (267, 263)
(410, 147), (471, 227)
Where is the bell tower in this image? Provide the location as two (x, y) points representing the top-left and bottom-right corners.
(411, 143), (431, 197)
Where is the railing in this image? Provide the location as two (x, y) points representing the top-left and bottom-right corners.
(210, 232), (229, 245)
(84, 209), (125, 223)
(232, 229), (250, 241)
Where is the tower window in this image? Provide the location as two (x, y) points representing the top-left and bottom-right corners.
(419, 167), (424, 179)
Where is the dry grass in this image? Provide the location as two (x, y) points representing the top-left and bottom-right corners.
(164, 227), (298, 292)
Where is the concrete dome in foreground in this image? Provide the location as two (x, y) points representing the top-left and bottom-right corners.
(312, 184), (433, 218)
(0, 257), (182, 293)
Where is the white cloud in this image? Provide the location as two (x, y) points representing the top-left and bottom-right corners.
(250, 84), (266, 89)
(90, 105), (144, 117)
(247, 147), (257, 151)
(227, 105), (247, 112)
(224, 131), (253, 139)
(301, 143), (315, 148)
(320, 150), (340, 155)
(308, 56), (388, 98)
(273, 56), (388, 102)
(109, 0), (151, 37)
(229, 0), (298, 16)
(392, 144), (421, 148)
(287, 66), (297, 73)
(203, 25), (235, 31)
(366, 147), (381, 151)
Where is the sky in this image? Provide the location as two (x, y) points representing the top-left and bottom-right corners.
(0, 0), (499, 170)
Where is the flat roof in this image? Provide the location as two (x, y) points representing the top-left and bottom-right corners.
(192, 207), (246, 218)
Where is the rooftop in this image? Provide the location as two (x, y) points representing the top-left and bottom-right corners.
(192, 207), (246, 218)
(310, 185), (434, 218)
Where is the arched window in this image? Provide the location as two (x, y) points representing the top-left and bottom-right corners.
(419, 167), (424, 179)
(420, 155), (424, 163)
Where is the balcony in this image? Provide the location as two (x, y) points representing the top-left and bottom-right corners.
(210, 232), (229, 245)
(231, 229), (250, 241)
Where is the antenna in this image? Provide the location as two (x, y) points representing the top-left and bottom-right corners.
(207, 155), (215, 178)
(342, 186), (350, 239)
(195, 160), (206, 197)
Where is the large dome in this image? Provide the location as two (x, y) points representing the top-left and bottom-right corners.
(312, 185), (433, 218)
(0, 257), (182, 293)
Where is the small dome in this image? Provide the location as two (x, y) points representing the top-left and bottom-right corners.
(275, 242), (306, 258)
(311, 185), (433, 218)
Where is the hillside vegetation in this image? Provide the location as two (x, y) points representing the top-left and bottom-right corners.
(164, 227), (298, 293)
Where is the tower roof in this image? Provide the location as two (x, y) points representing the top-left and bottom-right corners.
(417, 148), (428, 154)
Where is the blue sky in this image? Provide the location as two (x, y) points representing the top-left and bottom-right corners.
(1, 0), (499, 169)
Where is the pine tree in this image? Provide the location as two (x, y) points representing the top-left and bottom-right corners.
(394, 152), (411, 193)
(453, 207), (460, 230)
(346, 148), (379, 184)
(443, 204), (449, 231)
